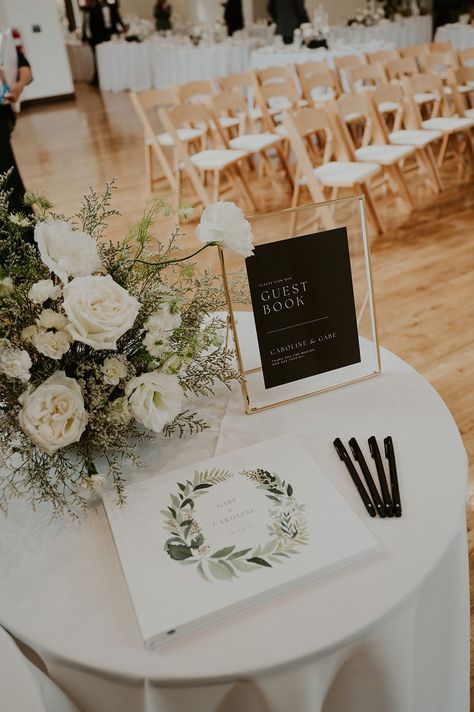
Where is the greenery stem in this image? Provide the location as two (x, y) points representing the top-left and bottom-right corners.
(131, 242), (218, 269)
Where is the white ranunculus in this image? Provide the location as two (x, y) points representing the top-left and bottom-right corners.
(32, 329), (72, 360)
(18, 371), (87, 454)
(125, 372), (183, 433)
(34, 220), (102, 284)
(28, 279), (62, 305)
(196, 201), (254, 258)
(63, 275), (141, 350)
(0, 277), (14, 296)
(36, 308), (68, 331)
(101, 357), (128, 385)
(0, 341), (32, 382)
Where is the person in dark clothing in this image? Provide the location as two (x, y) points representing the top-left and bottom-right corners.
(267, 0), (309, 44)
(154, 0), (172, 32)
(82, 0), (125, 84)
(222, 0), (244, 36)
(0, 47), (32, 215)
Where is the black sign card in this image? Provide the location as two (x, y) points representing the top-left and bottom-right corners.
(245, 227), (361, 389)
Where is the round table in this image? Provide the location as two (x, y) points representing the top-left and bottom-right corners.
(0, 315), (468, 712)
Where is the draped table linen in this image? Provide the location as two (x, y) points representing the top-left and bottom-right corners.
(0, 314), (468, 712)
(434, 23), (474, 50)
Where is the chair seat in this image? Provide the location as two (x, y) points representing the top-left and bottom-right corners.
(219, 115), (241, 129)
(308, 161), (380, 187)
(378, 101), (401, 114)
(311, 90), (334, 104)
(229, 133), (281, 152)
(156, 128), (204, 146)
(422, 117), (474, 133)
(345, 111), (363, 123)
(355, 144), (415, 165)
(275, 124), (288, 137)
(389, 129), (443, 146)
(414, 92), (438, 104)
(190, 149), (247, 170)
(443, 84), (473, 95)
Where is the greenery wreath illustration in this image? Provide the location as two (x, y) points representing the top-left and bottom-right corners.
(161, 467), (308, 582)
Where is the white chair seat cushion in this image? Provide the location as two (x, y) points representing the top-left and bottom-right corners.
(344, 111), (363, 122)
(229, 133), (281, 151)
(422, 117), (474, 133)
(378, 101), (401, 113)
(464, 108), (474, 118)
(156, 128), (203, 146)
(443, 84), (472, 95)
(389, 129), (443, 146)
(309, 161), (380, 187)
(355, 144), (414, 165)
(311, 90), (334, 104)
(275, 124), (288, 137)
(190, 149), (247, 169)
(219, 116), (241, 129)
(414, 92), (438, 104)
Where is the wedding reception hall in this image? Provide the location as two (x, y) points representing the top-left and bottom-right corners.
(0, 0), (474, 710)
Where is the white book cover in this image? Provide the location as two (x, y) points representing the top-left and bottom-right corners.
(103, 434), (378, 648)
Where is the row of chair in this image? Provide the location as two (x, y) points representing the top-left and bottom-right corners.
(130, 41), (474, 235)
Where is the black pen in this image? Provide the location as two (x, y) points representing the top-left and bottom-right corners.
(348, 437), (386, 518)
(384, 436), (402, 517)
(333, 438), (376, 517)
(368, 436), (393, 517)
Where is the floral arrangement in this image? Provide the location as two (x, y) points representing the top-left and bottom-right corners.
(347, 3), (386, 26)
(0, 176), (254, 516)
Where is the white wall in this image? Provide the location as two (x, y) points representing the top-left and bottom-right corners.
(0, 0), (74, 100)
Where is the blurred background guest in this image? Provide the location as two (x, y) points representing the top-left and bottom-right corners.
(154, 0), (173, 32)
(267, 0), (309, 44)
(82, 0), (125, 84)
(0, 44), (32, 216)
(222, 0), (244, 36)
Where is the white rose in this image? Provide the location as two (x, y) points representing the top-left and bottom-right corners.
(0, 277), (14, 296)
(32, 329), (72, 360)
(36, 309), (68, 331)
(0, 342), (32, 382)
(125, 372), (183, 433)
(18, 371), (87, 454)
(196, 201), (254, 258)
(63, 275), (141, 350)
(28, 279), (62, 305)
(34, 220), (102, 284)
(21, 325), (39, 343)
(101, 357), (128, 385)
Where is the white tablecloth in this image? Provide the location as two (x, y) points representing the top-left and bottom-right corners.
(0, 315), (468, 712)
(97, 37), (258, 92)
(65, 41), (95, 84)
(435, 23), (474, 50)
(331, 15), (432, 48)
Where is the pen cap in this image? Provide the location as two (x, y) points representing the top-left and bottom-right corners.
(368, 436), (377, 457)
(348, 437), (360, 460)
(384, 436), (393, 458)
(333, 438), (345, 460)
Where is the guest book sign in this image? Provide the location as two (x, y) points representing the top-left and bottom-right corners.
(245, 228), (361, 389)
(103, 434), (378, 648)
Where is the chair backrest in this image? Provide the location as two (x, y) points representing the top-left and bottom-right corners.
(178, 80), (216, 103)
(282, 110), (330, 205)
(429, 40), (453, 53)
(333, 53), (365, 71)
(129, 88), (179, 139)
(219, 71), (255, 92)
(336, 91), (386, 146)
(294, 59), (330, 83)
(346, 63), (387, 93)
(400, 73), (444, 125)
(422, 49), (457, 74)
(371, 81), (412, 131)
(458, 47), (474, 67)
(367, 48), (400, 65)
(256, 65), (294, 85)
(399, 43), (429, 71)
(385, 56), (418, 81)
(256, 79), (301, 111)
(300, 69), (341, 105)
(445, 66), (474, 116)
(208, 90), (254, 136)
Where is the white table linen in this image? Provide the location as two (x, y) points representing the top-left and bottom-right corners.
(0, 312), (468, 712)
(435, 23), (474, 50)
(331, 15), (432, 48)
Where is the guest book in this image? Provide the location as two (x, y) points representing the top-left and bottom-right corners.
(103, 434), (378, 648)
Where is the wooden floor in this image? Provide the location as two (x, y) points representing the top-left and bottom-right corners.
(13, 85), (474, 696)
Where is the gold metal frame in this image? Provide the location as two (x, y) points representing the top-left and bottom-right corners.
(219, 195), (382, 414)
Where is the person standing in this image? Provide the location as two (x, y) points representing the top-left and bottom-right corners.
(154, 0), (172, 32)
(0, 45), (32, 216)
(222, 0), (244, 36)
(82, 0), (125, 85)
(267, 0), (309, 44)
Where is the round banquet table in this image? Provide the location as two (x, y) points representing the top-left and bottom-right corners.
(330, 15), (432, 48)
(0, 314), (469, 712)
(434, 23), (474, 51)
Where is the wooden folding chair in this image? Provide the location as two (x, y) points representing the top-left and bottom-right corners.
(130, 88), (194, 194)
(254, 79), (302, 136)
(334, 93), (417, 213)
(300, 69), (342, 107)
(429, 41), (453, 53)
(294, 59), (330, 84)
(346, 63), (387, 93)
(385, 57), (419, 81)
(445, 66), (474, 117)
(255, 65), (295, 86)
(402, 74), (474, 171)
(422, 50), (458, 76)
(333, 53), (366, 92)
(458, 47), (474, 68)
(367, 49), (400, 65)
(218, 71), (263, 121)
(178, 79), (240, 134)
(283, 106), (383, 235)
(369, 83), (443, 193)
(207, 90), (293, 186)
(399, 44), (430, 71)
(158, 103), (257, 211)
